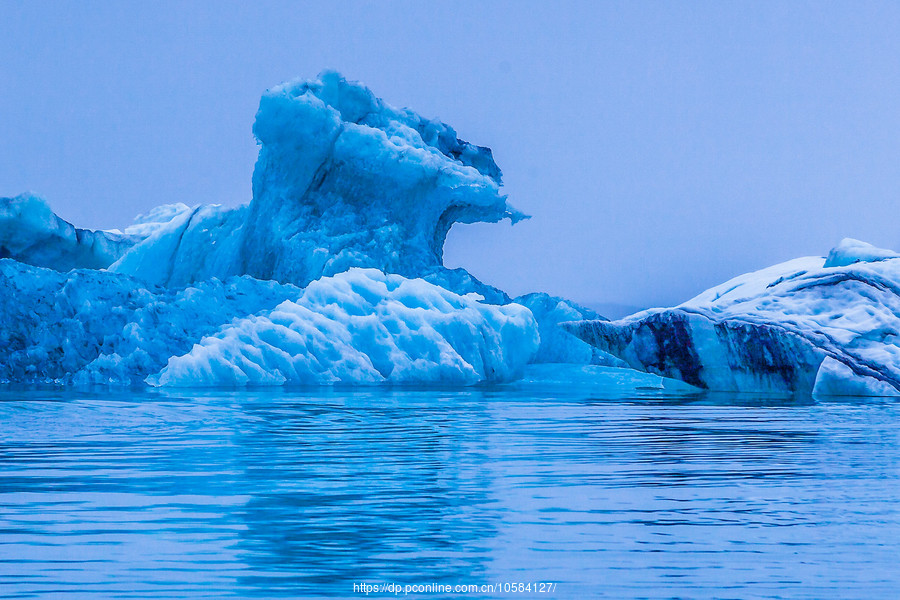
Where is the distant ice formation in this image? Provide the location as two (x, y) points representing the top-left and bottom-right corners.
(1, 193), (135, 270)
(823, 237), (900, 268)
(564, 239), (900, 396)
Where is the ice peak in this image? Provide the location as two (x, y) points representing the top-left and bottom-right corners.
(824, 238), (900, 268)
(238, 70), (525, 287)
(263, 70), (503, 182)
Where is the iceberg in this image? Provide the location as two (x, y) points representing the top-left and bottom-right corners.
(563, 240), (900, 396)
(13, 72), (892, 394)
(0, 71), (556, 387)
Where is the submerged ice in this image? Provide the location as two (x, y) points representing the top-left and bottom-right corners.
(565, 239), (900, 396)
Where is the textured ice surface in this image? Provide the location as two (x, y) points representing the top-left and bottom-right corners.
(110, 204), (247, 287)
(111, 71), (524, 302)
(240, 71), (525, 287)
(118, 203), (193, 238)
(1, 261), (536, 386)
(565, 242), (900, 396)
(812, 357), (900, 397)
(152, 268), (538, 387)
(0, 259), (300, 385)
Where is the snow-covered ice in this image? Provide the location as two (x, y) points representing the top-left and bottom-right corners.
(0, 262), (536, 386)
(151, 269), (538, 387)
(565, 240), (900, 396)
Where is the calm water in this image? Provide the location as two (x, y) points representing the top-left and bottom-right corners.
(1, 366), (898, 599)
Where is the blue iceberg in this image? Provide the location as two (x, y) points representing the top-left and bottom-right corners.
(0, 72), (562, 387)
(13, 71), (891, 395)
(564, 239), (900, 396)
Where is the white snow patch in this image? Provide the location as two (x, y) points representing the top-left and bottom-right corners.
(150, 268), (539, 387)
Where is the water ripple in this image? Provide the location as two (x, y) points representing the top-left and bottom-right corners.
(0, 383), (898, 598)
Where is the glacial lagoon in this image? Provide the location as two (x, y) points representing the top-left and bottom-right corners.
(1, 366), (898, 599)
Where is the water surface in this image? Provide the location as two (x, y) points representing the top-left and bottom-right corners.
(1, 366), (898, 598)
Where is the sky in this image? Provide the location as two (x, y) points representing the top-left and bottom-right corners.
(3, 1), (900, 312)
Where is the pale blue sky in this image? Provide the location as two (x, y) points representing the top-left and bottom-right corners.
(3, 1), (900, 310)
